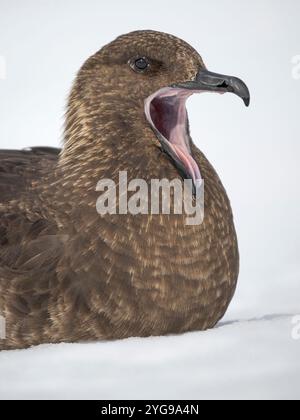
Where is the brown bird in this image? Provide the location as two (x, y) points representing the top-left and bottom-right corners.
(0, 30), (249, 350)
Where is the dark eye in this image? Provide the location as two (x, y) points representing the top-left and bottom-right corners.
(131, 57), (149, 72)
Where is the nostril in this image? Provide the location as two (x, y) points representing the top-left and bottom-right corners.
(219, 81), (229, 88)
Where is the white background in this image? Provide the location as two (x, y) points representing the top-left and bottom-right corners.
(0, 0), (299, 400)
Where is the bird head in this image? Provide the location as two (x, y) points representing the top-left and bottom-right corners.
(65, 30), (250, 186)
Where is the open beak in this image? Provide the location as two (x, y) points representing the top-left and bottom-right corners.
(145, 68), (250, 190)
(172, 69), (250, 107)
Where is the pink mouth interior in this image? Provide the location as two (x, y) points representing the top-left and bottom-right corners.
(145, 87), (202, 183)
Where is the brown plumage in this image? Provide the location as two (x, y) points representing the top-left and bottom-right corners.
(0, 30), (249, 350)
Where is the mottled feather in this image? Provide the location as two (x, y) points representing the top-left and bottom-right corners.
(0, 31), (239, 350)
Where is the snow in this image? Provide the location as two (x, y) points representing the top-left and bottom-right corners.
(1, 260), (299, 400)
(0, 313), (299, 400)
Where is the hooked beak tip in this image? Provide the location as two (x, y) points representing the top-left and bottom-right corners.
(172, 69), (251, 108)
(243, 96), (250, 107)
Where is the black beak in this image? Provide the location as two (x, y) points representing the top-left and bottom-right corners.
(172, 69), (250, 107)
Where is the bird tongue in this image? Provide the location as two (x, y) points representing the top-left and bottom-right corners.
(145, 87), (202, 183)
(171, 144), (201, 184)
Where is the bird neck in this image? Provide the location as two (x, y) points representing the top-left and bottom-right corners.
(50, 82), (194, 233)
(59, 86), (165, 187)
(51, 93), (171, 231)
